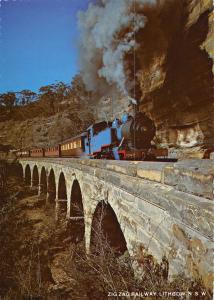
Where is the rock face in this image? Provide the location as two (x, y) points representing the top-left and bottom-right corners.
(95, 0), (213, 158)
(138, 0), (214, 157)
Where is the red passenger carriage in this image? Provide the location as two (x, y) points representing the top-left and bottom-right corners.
(45, 145), (60, 157)
(30, 148), (44, 157)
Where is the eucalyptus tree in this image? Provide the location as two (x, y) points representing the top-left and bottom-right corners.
(39, 84), (56, 114)
(19, 89), (37, 105)
(39, 82), (71, 113)
(0, 92), (16, 113)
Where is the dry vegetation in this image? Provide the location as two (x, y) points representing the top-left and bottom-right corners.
(0, 163), (212, 300)
(0, 77), (95, 149)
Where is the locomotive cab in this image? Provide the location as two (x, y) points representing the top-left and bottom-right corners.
(84, 121), (117, 158)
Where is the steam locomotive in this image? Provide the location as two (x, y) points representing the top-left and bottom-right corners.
(16, 112), (168, 160)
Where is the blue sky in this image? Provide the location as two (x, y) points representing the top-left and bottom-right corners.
(0, 0), (90, 93)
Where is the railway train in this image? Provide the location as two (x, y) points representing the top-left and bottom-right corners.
(16, 112), (168, 160)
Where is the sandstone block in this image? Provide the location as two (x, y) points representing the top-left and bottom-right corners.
(137, 161), (172, 182)
(163, 160), (214, 199)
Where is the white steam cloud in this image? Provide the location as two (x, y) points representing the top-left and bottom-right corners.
(77, 0), (156, 96)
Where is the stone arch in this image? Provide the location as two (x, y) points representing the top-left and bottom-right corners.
(47, 169), (56, 204)
(16, 163), (24, 179)
(69, 179), (85, 245)
(25, 164), (31, 186)
(90, 201), (128, 257)
(57, 172), (67, 217)
(40, 166), (47, 194)
(32, 165), (39, 187)
(11, 163), (24, 185)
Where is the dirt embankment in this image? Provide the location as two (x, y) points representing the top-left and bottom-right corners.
(0, 109), (94, 149)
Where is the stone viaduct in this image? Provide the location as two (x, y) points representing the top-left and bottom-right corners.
(19, 158), (214, 289)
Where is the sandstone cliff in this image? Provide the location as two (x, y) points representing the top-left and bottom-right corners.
(92, 0), (213, 158)
(138, 0), (213, 158)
